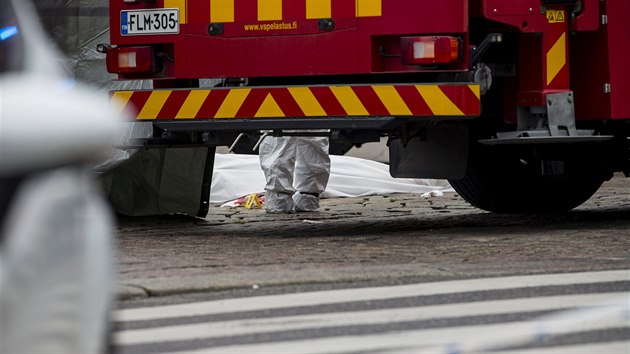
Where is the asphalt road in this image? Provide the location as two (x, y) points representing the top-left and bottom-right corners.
(115, 173), (630, 298)
(113, 174), (629, 353)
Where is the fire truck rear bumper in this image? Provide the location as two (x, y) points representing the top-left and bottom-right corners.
(109, 84), (482, 130)
(154, 116), (413, 132)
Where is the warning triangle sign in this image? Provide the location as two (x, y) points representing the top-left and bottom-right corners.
(255, 93), (285, 118)
(546, 10), (566, 23)
(556, 11), (565, 22)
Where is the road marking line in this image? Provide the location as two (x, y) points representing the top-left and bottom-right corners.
(114, 292), (626, 345)
(114, 269), (630, 322)
(491, 341), (630, 354)
(175, 308), (629, 353)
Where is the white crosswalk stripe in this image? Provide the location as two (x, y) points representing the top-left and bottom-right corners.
(113, 270), (630, 354)
(114, 269), (629, 321)
(489, 341), (630, 354)
(115, 293), (626, 346)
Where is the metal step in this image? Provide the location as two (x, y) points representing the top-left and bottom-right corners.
(479, 130), (614, 145)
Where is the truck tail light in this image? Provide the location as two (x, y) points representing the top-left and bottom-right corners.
(401, 36), (461, 65)
(106, 46), (154, 74)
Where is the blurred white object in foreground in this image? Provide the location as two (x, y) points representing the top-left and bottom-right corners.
(0, 0), (120, 353)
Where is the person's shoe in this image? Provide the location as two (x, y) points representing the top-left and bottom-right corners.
(294, 192), (320, 212)
(264, 191), (295, 213)
(295, 208), (319, 213)
(264, 208), (295, 214)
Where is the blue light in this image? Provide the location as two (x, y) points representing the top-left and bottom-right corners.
(0, 26), (18, 41)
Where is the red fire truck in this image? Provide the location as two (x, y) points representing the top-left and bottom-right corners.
(103, 0), (629, 215)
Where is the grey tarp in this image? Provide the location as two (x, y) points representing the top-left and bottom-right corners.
(34, 1), (212, 216)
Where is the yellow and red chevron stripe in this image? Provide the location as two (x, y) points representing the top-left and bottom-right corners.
(544, 9), (569, 89)
(111, 84), (480, 120)
(546, 28), (568, 87)
(204, 0), (382, 23)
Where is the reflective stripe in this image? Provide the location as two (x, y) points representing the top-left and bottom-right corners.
(110, 91), (134, 116)
(306, 0), (331, 19)
(258, 0), (283, 21)
(114, 84), (480, 120)
(372, 85), (412, 116)
(288, 87), (327, 116)
(468, 84), (481, 100)
(164, 0), (187, 24)
(138, 91), (171, 119)
(215, 89), (251, 118)
(176, 90), (211, 119)
(416, 85), (464, 116)
(356, 0), (382, 17)
(211, 0), (234, 23)
(330, 86), (369, 116)
(208, 0), (382, 22)
(547, 32), (567, 85)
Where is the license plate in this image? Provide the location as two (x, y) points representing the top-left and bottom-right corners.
(121, 9), (179, 36)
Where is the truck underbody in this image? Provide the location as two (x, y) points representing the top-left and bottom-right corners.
(104, 0), (630, 216)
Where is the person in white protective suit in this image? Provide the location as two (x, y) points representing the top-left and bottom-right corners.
(259, 134), (331, 213)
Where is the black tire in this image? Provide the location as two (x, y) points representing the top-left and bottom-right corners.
(449, 142), (606, 214)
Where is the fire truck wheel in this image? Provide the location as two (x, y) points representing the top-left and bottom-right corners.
(448, 144), (605, 214)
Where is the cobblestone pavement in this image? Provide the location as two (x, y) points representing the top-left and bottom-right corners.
(115, 175), (630, 298)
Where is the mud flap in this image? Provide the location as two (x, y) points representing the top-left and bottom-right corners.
(196, 148), (215, 217)
(102, 147), (215, 217)
(389, 125), (468, 179)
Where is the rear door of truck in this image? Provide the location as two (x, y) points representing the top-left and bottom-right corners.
(183, 0), (359, 78)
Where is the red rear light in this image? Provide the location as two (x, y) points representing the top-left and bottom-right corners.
(106, 46), (155, 74)
(401, 36), (461, 65)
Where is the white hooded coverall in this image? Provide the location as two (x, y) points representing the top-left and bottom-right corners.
(259, 135), (331, 213)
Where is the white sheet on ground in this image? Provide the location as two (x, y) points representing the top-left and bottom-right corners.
(210, 154), (453, 203)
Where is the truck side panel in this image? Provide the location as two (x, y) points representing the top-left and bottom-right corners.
(571, 0), (630, 120)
